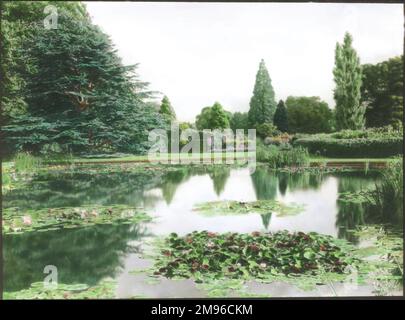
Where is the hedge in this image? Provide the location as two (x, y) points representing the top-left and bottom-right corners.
(293, 136), (403, 158)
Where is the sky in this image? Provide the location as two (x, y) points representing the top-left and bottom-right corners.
(85, 2), (403, 122)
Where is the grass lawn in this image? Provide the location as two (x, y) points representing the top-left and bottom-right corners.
(2, 152), (397, 168)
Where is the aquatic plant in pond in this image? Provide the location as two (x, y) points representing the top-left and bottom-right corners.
(193, 200), (303, 217)
(136, 227), (402, 296)
(369, 159), (403, 224)
(151, 231), (358, 280)
(14, 152), (42, 172)
(3, 279), (117, 300)
(3, 205), (151, 234)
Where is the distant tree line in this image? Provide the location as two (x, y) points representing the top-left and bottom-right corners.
(194, 33), (403, 136)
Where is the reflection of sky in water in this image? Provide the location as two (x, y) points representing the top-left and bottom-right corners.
(6, 167), (396, 297)
(143, 168), (339, 237)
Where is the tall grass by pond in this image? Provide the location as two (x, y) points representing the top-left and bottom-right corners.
(257, 142), (309, 168)
(370, 158), (403, 224)
(14, 152), (42, 172)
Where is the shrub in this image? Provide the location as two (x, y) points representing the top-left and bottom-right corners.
(257, 142), (309, 168)
(330, 125), (402, 140)
(256, 123), (280, 139)
(294, 128), (403, 158)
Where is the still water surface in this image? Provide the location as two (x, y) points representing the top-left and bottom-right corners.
(4, 166), (397, 296)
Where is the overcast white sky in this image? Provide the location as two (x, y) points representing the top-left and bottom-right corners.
(85, 2), (403, 122)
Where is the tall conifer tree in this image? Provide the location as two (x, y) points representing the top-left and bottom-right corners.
(333, 32), (364, 130)
(248, 59), (277, 127)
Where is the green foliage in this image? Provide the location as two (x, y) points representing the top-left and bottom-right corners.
(333, 32), (365, 130)
(3, 205), (151, 235)
(370, 159), (403, 224)
(256, 123), (279, 138)
(273, 100), (288, 132)
(286, 96), (333, 133)
(257, 142), (309, 168)
(13, 152), (42, 172)
(361, 56), (403, 128)
(159, 95), (176, 121)
(195, 102), (230, 130)
(330, 125), (402, 140)
(4, 279), (117, 300)
(179, 122), (193, 131)
(1, 1), (88, 120)
(193, 200), (303, 217)
(294, 130), (403, 158)
(230, 112), (249, 131)
(2, 2), (166, 156)
(248, 59), (277, 127)
(151, 231), (358, 280)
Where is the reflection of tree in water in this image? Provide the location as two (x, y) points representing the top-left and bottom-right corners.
(336, 201), (366, 243)
(336, 171), (378, 194)
(277, 172), (288, 196)
(160, 168), (191, 204)
(260, 212), (272, 230)
(279, 172), (325, 192)
(250, 167), (277, 200)
(3, 223), (149, 292)
(208, 167), (231, 196)
(335, 172), (383, 243)
(3, 169), (167, 210)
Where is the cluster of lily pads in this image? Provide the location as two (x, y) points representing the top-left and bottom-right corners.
(3, 279), (116, 300)
(338, 190), (375, 204)
(193, 200), (303, 217)
(151, 230), (359, 281)
(3, 205), (151, 234)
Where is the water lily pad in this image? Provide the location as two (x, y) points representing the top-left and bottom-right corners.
(193, 200), (304, 217)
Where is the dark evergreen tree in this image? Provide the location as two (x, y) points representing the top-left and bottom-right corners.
(273, 100), (288, 132)
(3, 6), (166, 155)
(248, 59), (277, 127)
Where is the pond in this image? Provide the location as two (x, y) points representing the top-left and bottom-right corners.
(3, 165), (402, 297)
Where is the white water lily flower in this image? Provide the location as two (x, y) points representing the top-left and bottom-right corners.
(22, 215), (32, 225)
(206, 241), (215, 248)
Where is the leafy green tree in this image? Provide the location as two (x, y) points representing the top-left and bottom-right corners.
(286, 96), (333, 133)
(230, 112), (249, 131)
(159, 95), (176, 121)
(333, 32), (364, 130)
(195, 102), (230, 130)
(195, 107), (212, 130)
(273, 100), (288, 132)
(1, 1), (88, 119)
(361, 56), (403, 128)
(210, 102), (230, 129)
(3, 4), (166, 155)
(248, 59), (277, 127)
